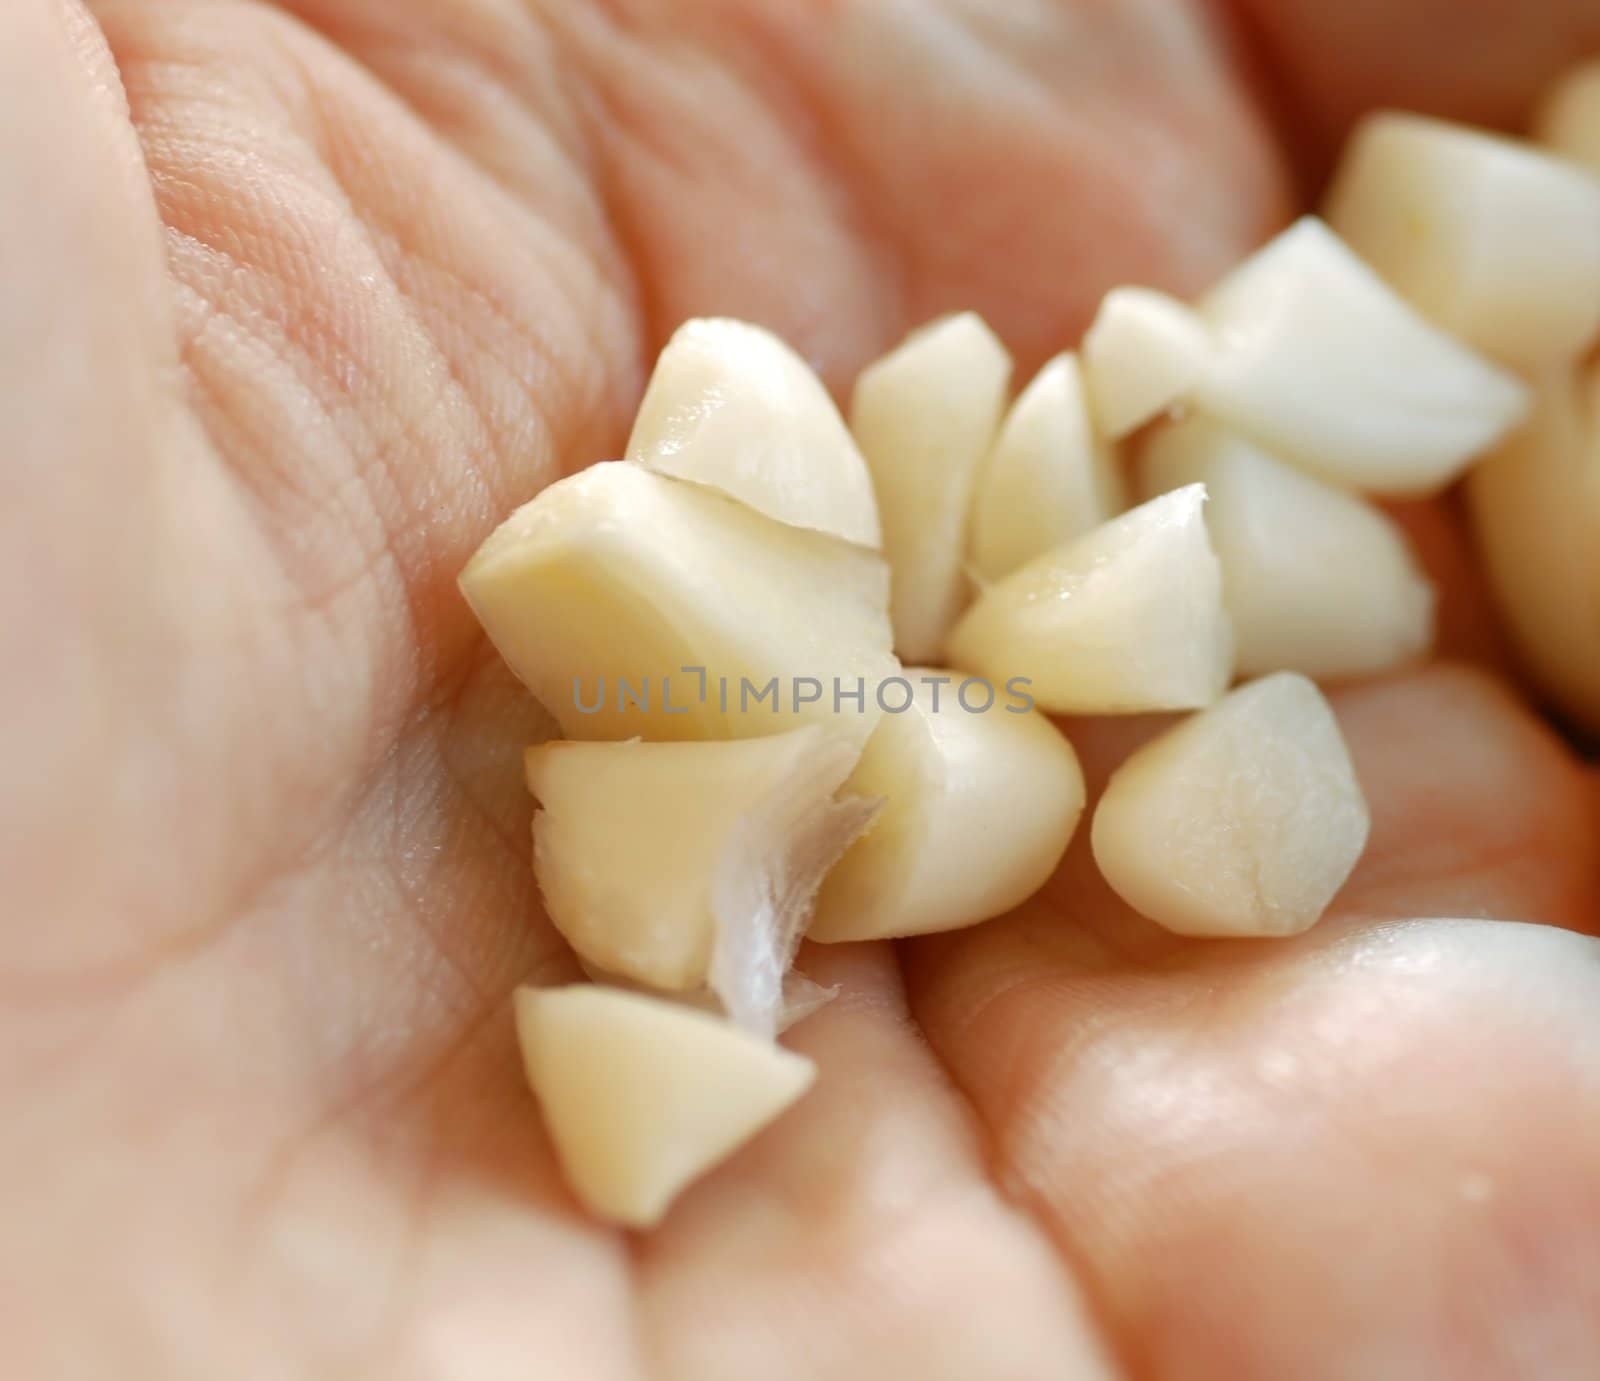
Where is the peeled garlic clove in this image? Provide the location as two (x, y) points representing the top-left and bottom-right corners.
(1091, 672), (1369, 938)
(1140, 416), (1434, 680)
(1324, 113), (1600, 370)
(515, 985), (815, 1228)
(807, 671), (1084, 941)
(626, 318), (881, 548)
(967, 353), (1126, 583)
(1193, 217), (1528, 495)
(526, 727), (874, 1034)
(1466, 365), (1600, 733)
(850, 313), (1012, 661)
(460, 463), (897, 742)
(1081, 287), (1212, 439)
(575, 959), (840, 1035)
(1534, 61), (1600, 174)
(946, 485), (1233, 714)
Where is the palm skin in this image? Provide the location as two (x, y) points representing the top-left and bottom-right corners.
(5, 0), (1599, 1377)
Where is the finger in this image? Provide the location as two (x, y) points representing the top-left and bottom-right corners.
(635, 940), (1120, 1381)
(902, 665), (1600, 1376)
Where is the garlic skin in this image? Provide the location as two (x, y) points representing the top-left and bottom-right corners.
(1091, 673), (1369, 938)
(1193, 217), (1528, 496)
(946, 484), (1234, 714)
(1324, 113), (1600, 370)
(515, 986), (815, 1229)
(850, 313), (1012, 661)
(576, 959), (840, 1035)
(1466, 365), (1600, 733)
(526, 728), (875, 1035)
(967, 353), (1126, 584)
(627, 318), (882, 548)
(1534, 61), (1600, 174)
(807, 672), (1084, 941)
(1081, 287), (1212, 439)
(1140, 417), (1434, 680)
(459, 463), (897, 743)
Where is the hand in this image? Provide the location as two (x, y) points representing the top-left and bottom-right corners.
(5, 2), (1598, 1377)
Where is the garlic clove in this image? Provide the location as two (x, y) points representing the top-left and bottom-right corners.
(1466, 364), (1600, 733)
(1140, 416), (1434, 680)
(459, 463), (897, 743)
(1192, 217), (1528, 495)
(967, 353), (1126, 583)
(946, 485), (1233, 714)
(807, 670), (1084, 941)
(515, 985), (815, 1228)
(1324, 112), (1600, 369)
(1091, 672), (1369, 938)
(1080, 287), (1213, 439)
(627, 318), (882, 547)
(527, 727), (875, 1036)
(1533, 60), (1600, 174)
(850, 313), (1012, 661)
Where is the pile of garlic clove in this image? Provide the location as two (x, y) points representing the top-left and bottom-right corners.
(459, 72), (1600, 1228)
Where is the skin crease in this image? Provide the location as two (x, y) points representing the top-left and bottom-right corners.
(1, 0), (1598, 1376)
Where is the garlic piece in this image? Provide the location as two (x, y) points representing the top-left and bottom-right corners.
(627, 318), (881, 547)
(968, 353), (1126, 583)
(1193, 217), (1528, 495)
(526, 727), (875, 1035)
(1534, 61), (1600, 174)
(946, 485), (1233, 714)
(1466, 365), (1600, 733)
(515, 985), (815, 1228)
(1081, 287), (1212, 439)
(1140, 416), (1433, 680)
(1091, 672), (1369, 938)
(1324, 113), (1600, 369)
(808, 672), (1084, 941)
(459, 463), (897, 742)
(850, 313), (1012, 660)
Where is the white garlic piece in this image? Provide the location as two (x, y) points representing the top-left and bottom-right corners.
(1091, 672), (1369, 938)
(1140, 416), (1433, 680)
(946, 485), (1233, 714)
(515, 985), (815, 1228)
(1081, 286), (1213, 439)
(851, 313), (1012, 661)
(526, 727), (875, 1035)
(1324, 112), (1600, 369)
(459, 463), (897, 743)
(808, 672), (1084, 941)
(627, 318), (881, 547)
(967, 353), (1125, 583)
(1193, 217), (1528, 495)
(1533, 60), (1600, 174)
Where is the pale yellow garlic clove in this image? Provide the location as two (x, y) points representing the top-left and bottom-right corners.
(1140, 416), (1434, 680)
(967, 353), (1126, 583)
(1193, 217), (1528, 496)
(627, 318), (881, 547)
(1091, 672), (1369, 938)
(850, 313), (1012, 661)
(526, 727), (875, 1035)
(1466, 365), (1600, 733)
(945, 485), (1233, 714)
(807, 671), (1084, 941)
(1324, 113), (1600, 369)
(459, 463), (897, 743)
(515, 985), (815, 1228)
(1533, 61), (1600, 174)
(1080, 287), (1212, 439)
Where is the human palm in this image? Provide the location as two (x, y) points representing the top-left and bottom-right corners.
(7, 1), (1600, 1376)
